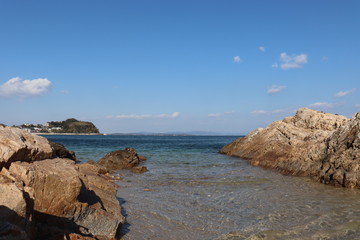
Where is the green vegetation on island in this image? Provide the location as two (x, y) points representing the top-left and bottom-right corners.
(17, 118), (100, 134)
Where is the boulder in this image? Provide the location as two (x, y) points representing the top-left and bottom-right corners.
(0, 126), (53, 170)
(49, 141), (76, 161)
(0, 170), (34, 240)
(220, 108), (354, 183)
(98, 148), (143, 171)
(7, 158), (123, 239)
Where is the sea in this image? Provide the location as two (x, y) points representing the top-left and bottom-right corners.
(43, 135), (360, 240)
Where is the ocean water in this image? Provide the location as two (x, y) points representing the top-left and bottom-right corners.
(44, 135), (360, 240)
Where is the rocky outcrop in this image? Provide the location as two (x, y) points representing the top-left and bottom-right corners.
(6, 159), (123, 239)
(0, 127), (123, 239)
(220, 108), (360, 187)
(319, 112), (360, 187)
(98, 148), (146, 172)
(0, 126), (53, 170)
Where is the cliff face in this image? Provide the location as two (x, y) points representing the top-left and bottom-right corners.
(220, 108), (360, 188)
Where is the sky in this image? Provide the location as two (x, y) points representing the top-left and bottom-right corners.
(0, 0), (359, 134)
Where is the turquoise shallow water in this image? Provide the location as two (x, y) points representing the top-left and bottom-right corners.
(44, 135), (360, 240)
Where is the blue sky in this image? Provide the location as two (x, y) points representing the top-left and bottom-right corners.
(0, 0), (359, 134)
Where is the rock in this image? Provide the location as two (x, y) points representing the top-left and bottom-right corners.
(49, 141), (76, 161)
(131, 166), (148, 174)
(77, 163), (124, 238)
(7, 158), (123, 239)
(98, 148), (142, 171)
(0, 221), (30, 240)
(0, 126), (53, 170)
(319, 112), (360, 187)
(220, 108), (351, 181)
(138, 155), (147, 161)
(0, 127), (124, 239)
(0, 172), (33, 240)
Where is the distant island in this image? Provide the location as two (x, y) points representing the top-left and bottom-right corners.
(14, 118), (100, 134)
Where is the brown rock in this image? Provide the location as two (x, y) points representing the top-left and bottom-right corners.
(138, 155), (147, 161)
(319, 112), (360, 187)
(49, 141), (76, 161)
(0, 126), (53, 170)
(7, 158), (123, 239)
(68, 233), (98, 240)
(220, 108), (350, 180)
(0, 170), (34, 240)
(77, 163), (125, 238)
(131, 166), (148, 174)
(98, 148), (141, 171)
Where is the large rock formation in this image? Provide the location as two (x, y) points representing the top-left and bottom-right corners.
(0, 126), (53, 169)
(220, 108), (360, 187)
(319, 112), (360, 187)
(0, 126), (123, 239)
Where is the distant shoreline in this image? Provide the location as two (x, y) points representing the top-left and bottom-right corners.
(36, 133), (104, 136)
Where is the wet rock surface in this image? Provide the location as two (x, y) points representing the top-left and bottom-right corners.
(220, 108), (360, 188)
(98, 148), (146, 172)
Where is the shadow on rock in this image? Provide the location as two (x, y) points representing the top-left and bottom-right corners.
(0, 205), (98, 240)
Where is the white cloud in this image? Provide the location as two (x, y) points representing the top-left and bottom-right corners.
(208, 111), (235, 118)
(110, 112), (180, 119)
(208, 113), (221, 117)
(335, 88), (355, 97)
(259, 46), (266, 52)
(272, 63), (278, 68)
(355, 104), (360, 108)
(322, 56), (329, 61)
(233, 56), (242, 63)
(60, 90), (69, 94)
(267, 85), (286, 95)
(279, 52), (308, 70)
(251, 108), (297, 115)
(251, 110), (267, 115)
(0, 77), (51, 97)
(308, 102), (341, 109)
(251, 109), (291, 115)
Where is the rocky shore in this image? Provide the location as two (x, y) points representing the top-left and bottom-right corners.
(220, 108), (360, 188)
(0, 126), (124, 239)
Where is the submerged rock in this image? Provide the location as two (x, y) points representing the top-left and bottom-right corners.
(98, 148), (145, 171)
(131, 166), (148, 174)
(220, 108), (360, 188)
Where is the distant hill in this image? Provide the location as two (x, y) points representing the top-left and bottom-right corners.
(17, 118), (100, 134)
(47, 118), (100, 134)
